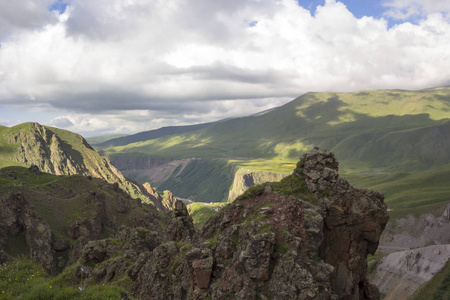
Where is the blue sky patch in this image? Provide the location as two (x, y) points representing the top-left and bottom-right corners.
(297, 0), (416, 28)
(248, 20), (258, 27)
(48, 0), (69, 15)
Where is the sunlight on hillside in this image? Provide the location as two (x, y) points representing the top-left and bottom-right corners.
(228, 158), (295, 174)
(294, 89), (450, 122)
(327, 112), (357, 125)
(273, 141), (310, 159)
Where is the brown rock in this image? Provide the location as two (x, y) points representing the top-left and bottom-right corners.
(164, 200), (195, 242)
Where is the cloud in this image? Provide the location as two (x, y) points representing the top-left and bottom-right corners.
(383, 0), (450, 20)
(48, 116), (73, 128)
(0, 0), (450, 135)
(0, 0), (59, 39)
(46, 96), (290, 136)
(0, 117), (13, 127)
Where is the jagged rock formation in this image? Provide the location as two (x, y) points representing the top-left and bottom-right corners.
(298, 148), (389, 298)
(1, 122), (176, 211)
(227, 169), (288, 201)
(143, 182), (177, 211)
(0, 147), (388, 299)
(129, 147), (388, 299)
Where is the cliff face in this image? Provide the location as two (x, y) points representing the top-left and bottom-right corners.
(300, 149), (389, 299)
(227, 169), (288, 201)
(106, 156), (193, 185)
(130, 147), (389, 299)
(142, 182), (177, 211)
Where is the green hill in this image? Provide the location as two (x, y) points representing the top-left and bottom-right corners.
(99, 87), (450, 206)
(86, 134), (128, 145)
(0, 122), (172, 209)
(96, 121), (215, 147)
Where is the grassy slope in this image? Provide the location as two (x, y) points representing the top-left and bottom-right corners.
(86, 134), (128, 145)
(96, 122), (215, 147)
(0, 123), (160, 205)
(0, 122), (98, 170)
(187, 202), (227, 229)
(100, 87), (450, 208)
(346, 166), (450, 218)
(412, 259), (450, 300)
(0, 258), (132, 299)
(0, 166), (160, 242)
(0, 125), (27, 168)
(101, 87), (450, 167)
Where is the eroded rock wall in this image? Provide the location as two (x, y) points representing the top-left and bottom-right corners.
(228, 170), (288, 201)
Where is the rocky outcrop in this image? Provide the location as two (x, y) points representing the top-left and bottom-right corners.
(165, 200), (196, 242)
(300, 148), (389, 299)
(129, 147), (388, 299)
(142, 182), (177, 212)
(228, 169), (288, 201)
(0, 147), (388, 299)
(0, 193), (54, 271)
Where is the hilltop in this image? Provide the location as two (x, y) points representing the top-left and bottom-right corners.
(0, 122), (176, 211)
(96, 122), (215, 147)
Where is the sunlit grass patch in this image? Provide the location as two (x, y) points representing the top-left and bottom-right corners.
(0, 257), (132, 299)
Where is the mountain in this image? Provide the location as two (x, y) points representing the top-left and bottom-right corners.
(86, 134), (128, 145)
(96, 121), (215, 147)
(99, 87), (450, 212)
(0, 122), (176, 211)
(0, 148), (389, 299)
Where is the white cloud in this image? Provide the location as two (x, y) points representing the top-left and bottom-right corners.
(383, 0), (450, 20)
(0, 0), (450, 135)
(0, 117), (13, 127)
(0, 0), (58, 39)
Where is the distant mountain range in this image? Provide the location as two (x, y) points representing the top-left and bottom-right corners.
(97, 87), (450, 215)
(94, 122), (215, 147)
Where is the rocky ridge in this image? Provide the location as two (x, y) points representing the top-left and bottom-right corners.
(129, 147), (388, 299)
(1, 122), (176, 211)
(0, 147), (388, 299)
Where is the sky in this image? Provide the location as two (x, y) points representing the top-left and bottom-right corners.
(1, 0), (450, 136)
